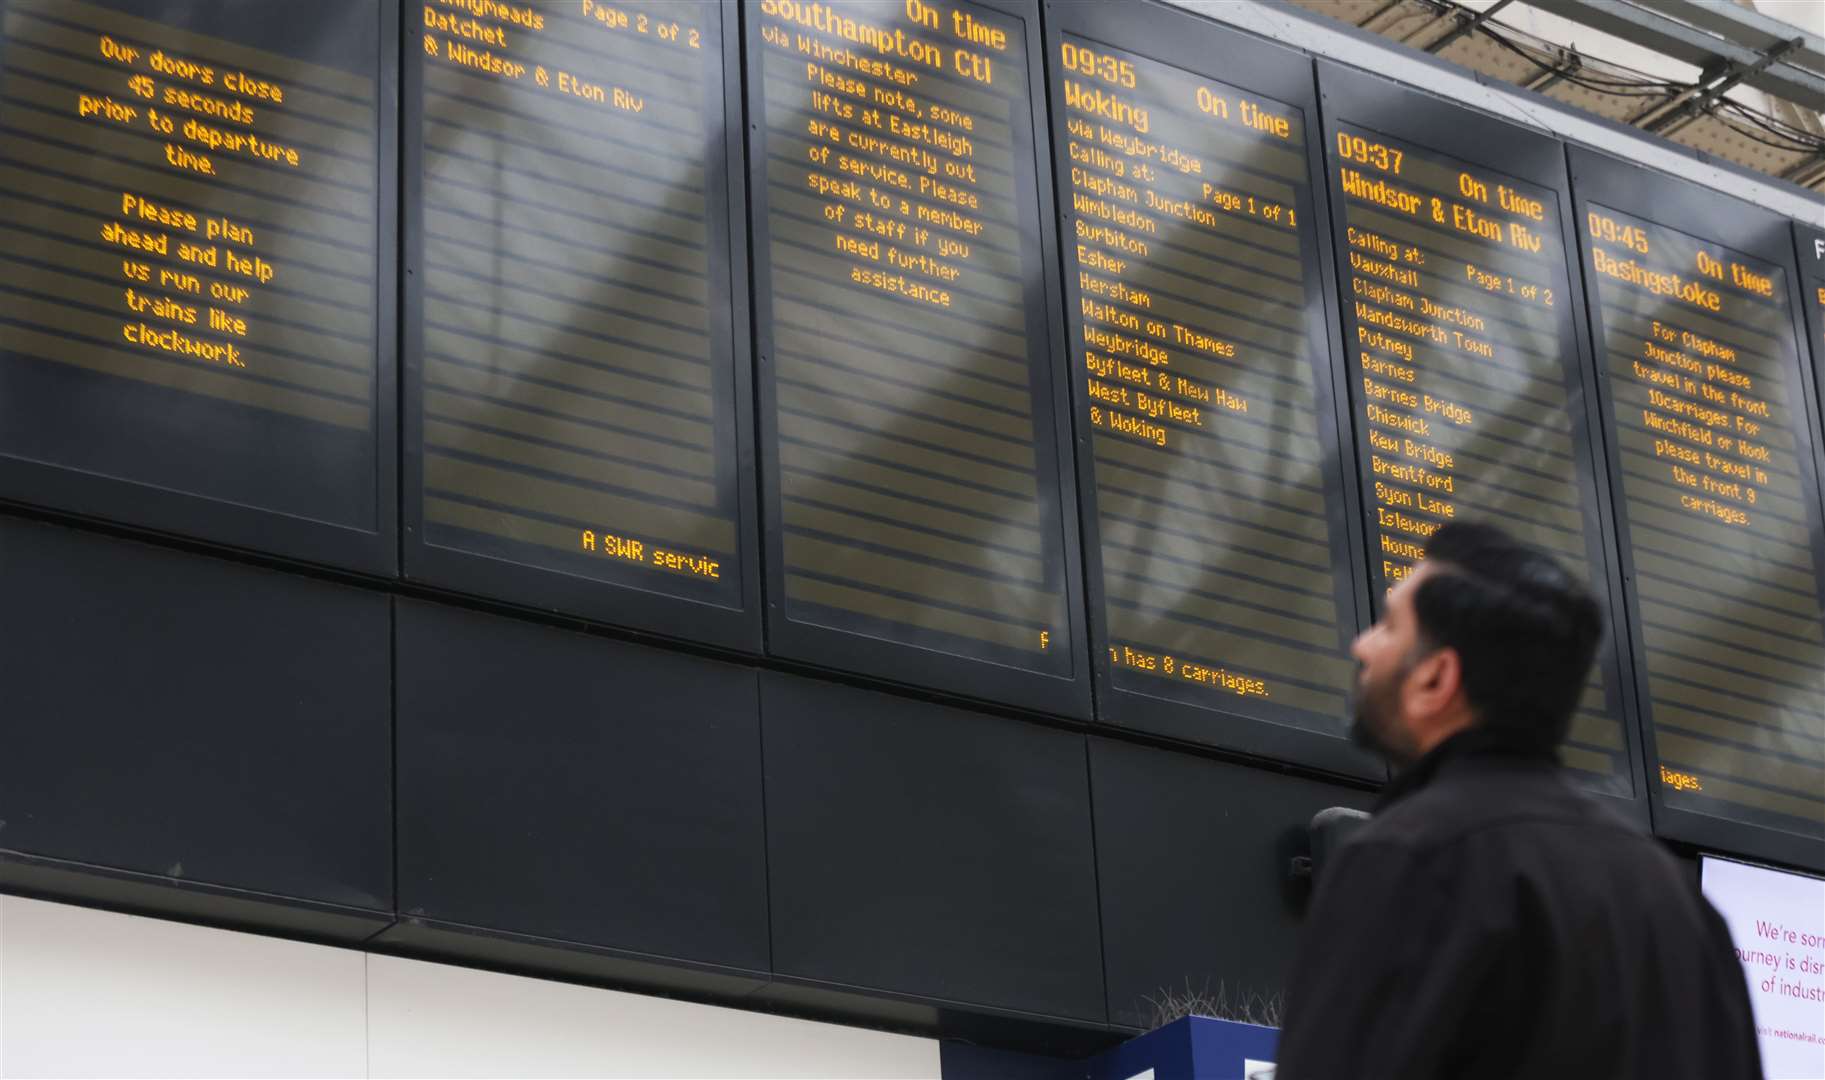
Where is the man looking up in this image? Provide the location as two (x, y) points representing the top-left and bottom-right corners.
(1275, 521), (1760, 1080)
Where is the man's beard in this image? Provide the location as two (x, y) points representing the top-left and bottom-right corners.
(1348, 659), (1416, 766)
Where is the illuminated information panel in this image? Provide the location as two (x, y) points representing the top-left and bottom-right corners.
(0, 0), (385, 567)
(748, 0), (1079, 703)
(1577, 180), (1825, 852)
(407, 0), (750, 637)
(1049, 11), (1368, 769)
(1323, 109), (1635, 794)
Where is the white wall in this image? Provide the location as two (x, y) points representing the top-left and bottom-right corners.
(0, 896), (941, 1079)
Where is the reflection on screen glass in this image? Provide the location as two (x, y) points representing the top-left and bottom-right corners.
(751, 0), (1073, 674)
(412, 0), (742, 606)
(1058, 35), (1360, 736)
(1328, 123), (1634, 795)
(1584, 204), (1825, 839)
(0, 0), (379, 528)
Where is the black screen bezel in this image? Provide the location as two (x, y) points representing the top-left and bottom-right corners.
(1044, 2), (1379, 779)
(1570, 147), (1825, 871)
(1315, 62), (1649, 813)
(0, 0), (400, 578)
(743, 0), (1092, 719)
(399, 0), (761, 652)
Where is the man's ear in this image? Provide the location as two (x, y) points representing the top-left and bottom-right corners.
(1404, 646), (1463, 722)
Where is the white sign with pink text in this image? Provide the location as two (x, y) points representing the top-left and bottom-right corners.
(1701, 856), (1825, 1080)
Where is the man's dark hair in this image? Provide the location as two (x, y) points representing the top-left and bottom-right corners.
(1415, 521), (1605, 749)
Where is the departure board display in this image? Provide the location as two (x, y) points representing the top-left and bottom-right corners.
(1321, 71), (1637, 797)
(404, 0), (755, 644)
(747, 0), (1083, 710)
(1574, 153), (1825, 861)
(1047, 7), (1372, 773)
(0, 0), (390, 571)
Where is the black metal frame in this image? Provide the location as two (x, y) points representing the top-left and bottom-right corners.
(398, 0), (762, 653)
(743, 0), (1093, 719)
(1315, 61), (1650, 814)
(0, 0), (401, 578)
(1042, 1), (1379, 779)
(1570, 146), (1825, 872)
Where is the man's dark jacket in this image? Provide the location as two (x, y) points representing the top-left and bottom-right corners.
(1276, 728), (1761, 1079)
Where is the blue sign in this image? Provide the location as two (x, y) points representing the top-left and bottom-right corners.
(1088, 1016), (1279, 1080)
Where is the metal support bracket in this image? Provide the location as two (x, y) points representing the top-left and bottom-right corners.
(1423, 0), (1516, 54)
(1526, 0), (1825, 115)
(1630, 35), (1804, 136)
(1521, 45), (1582, 95)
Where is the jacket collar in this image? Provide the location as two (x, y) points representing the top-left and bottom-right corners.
(1375, 725), (1560, 811)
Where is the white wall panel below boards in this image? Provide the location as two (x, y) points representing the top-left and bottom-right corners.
(0, 897), (941, 1079)
(367, 953), (938, 1079)
(0, 894), (367, 1079)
